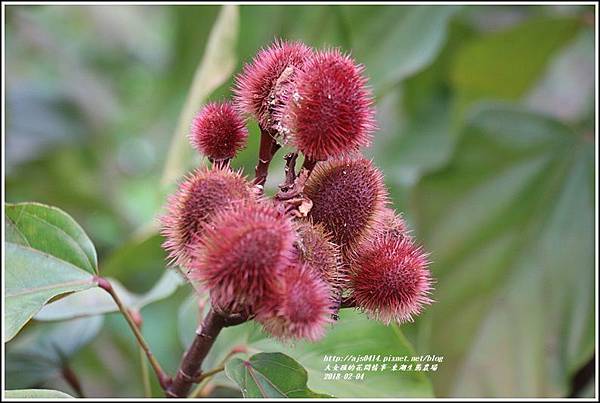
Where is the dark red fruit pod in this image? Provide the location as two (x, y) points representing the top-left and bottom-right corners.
(256, 262), (334, 341)
(188, 200), (296, 311)
(351, 233), (433, 324)
(234, 40), (313, 134)
(277, 49), (376, 160)
(303, 157), (389, 255)
(160, 166), (254, 267)
(189, 101), (249, 161)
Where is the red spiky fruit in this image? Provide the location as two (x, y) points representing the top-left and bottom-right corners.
(303, 158), (388, 254)
(277, 49), (376, 160)
(376, 207), (410, 238)
(257, 262), (333, 341)
(351, 234), (432, 324)
(295, 221), (345, 295)
(188, 201), (296, 311)
(189, 101), (249, 161)
(234, 40), (313, 134)
(160, 166), (254, 267)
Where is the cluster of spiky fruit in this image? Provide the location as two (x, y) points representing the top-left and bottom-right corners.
(161, 40), (433, 342)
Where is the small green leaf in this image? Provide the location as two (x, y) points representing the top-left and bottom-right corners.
(6, 316), (103, 389)
(225, 352), (330, 398)
(4, 202), (98, 342)
(162, 4), (239, 185)
(5, 389), (74, 398)
(5, 244), (96, 342)
(6, 202), (98, 274)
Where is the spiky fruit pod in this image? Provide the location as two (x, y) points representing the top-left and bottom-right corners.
(303, 157), (389, 256)
(234, 40), (313, 134)
(340, 208), (411, 273)
(256, 262), (334, 341)
(276, 49), (376, 161)
(189, 102), (249, 161)
(295, 221), (345, 296)
(376, 207), (411, 238)
(160, 166), (254, 267)
(350, 233), (432, 324)
(188, 200), (297, 311)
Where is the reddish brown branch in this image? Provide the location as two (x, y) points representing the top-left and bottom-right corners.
(279, 152), (298, 193)
(253, 126), (280, 189)
(301, 156), (317, 176)
(165, 309), (249, 398)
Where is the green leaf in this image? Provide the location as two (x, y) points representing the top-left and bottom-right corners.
(524, 28), (596, 122)
(190, 309), (432, 398)
(370, 20), (474, 204)
(6, 202), (98, 274)
(5, 389), (74, 398)
(355, 5), (461, 93)
(450, 17), (580, 114)
(4, 202), (98, 341)
(161, 4), (239, 185)
(35, 270), (185, 321)
(6, 316), (103, 389)
(225, 352), (330, 398)
(6, 216), (29, 245)
(5, 241), (97, 342)
(373, 92), (453, 187)
(413, 103), (594, 397)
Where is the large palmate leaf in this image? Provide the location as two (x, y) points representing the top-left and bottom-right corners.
(6, 316), (104, 389)
(5, 203), (99, 342)
(349, 5), (461, 93)
(225, 352), (330, 398)
(179, 304), (433, 398)
(450, 16), (581, 116)
(372, 21), (475, 192)
(5, 389), (73, 398)
(413, 103), (594, 397)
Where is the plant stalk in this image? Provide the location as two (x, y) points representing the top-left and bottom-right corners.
(139, 346), (152, 397)
(253, 125), (280, 189)
(188, 346), (246, 398)
(96, 276), (171, 390)
(166, 308), (249, 397)
(166, 309), (225, 397)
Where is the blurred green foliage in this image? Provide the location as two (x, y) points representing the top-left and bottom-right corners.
(4, 4), (595, 398)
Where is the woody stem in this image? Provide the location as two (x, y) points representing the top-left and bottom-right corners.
(253, 125), (280, 189)
(166, 309), (248, 398)
(96, 276), (171, 390)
